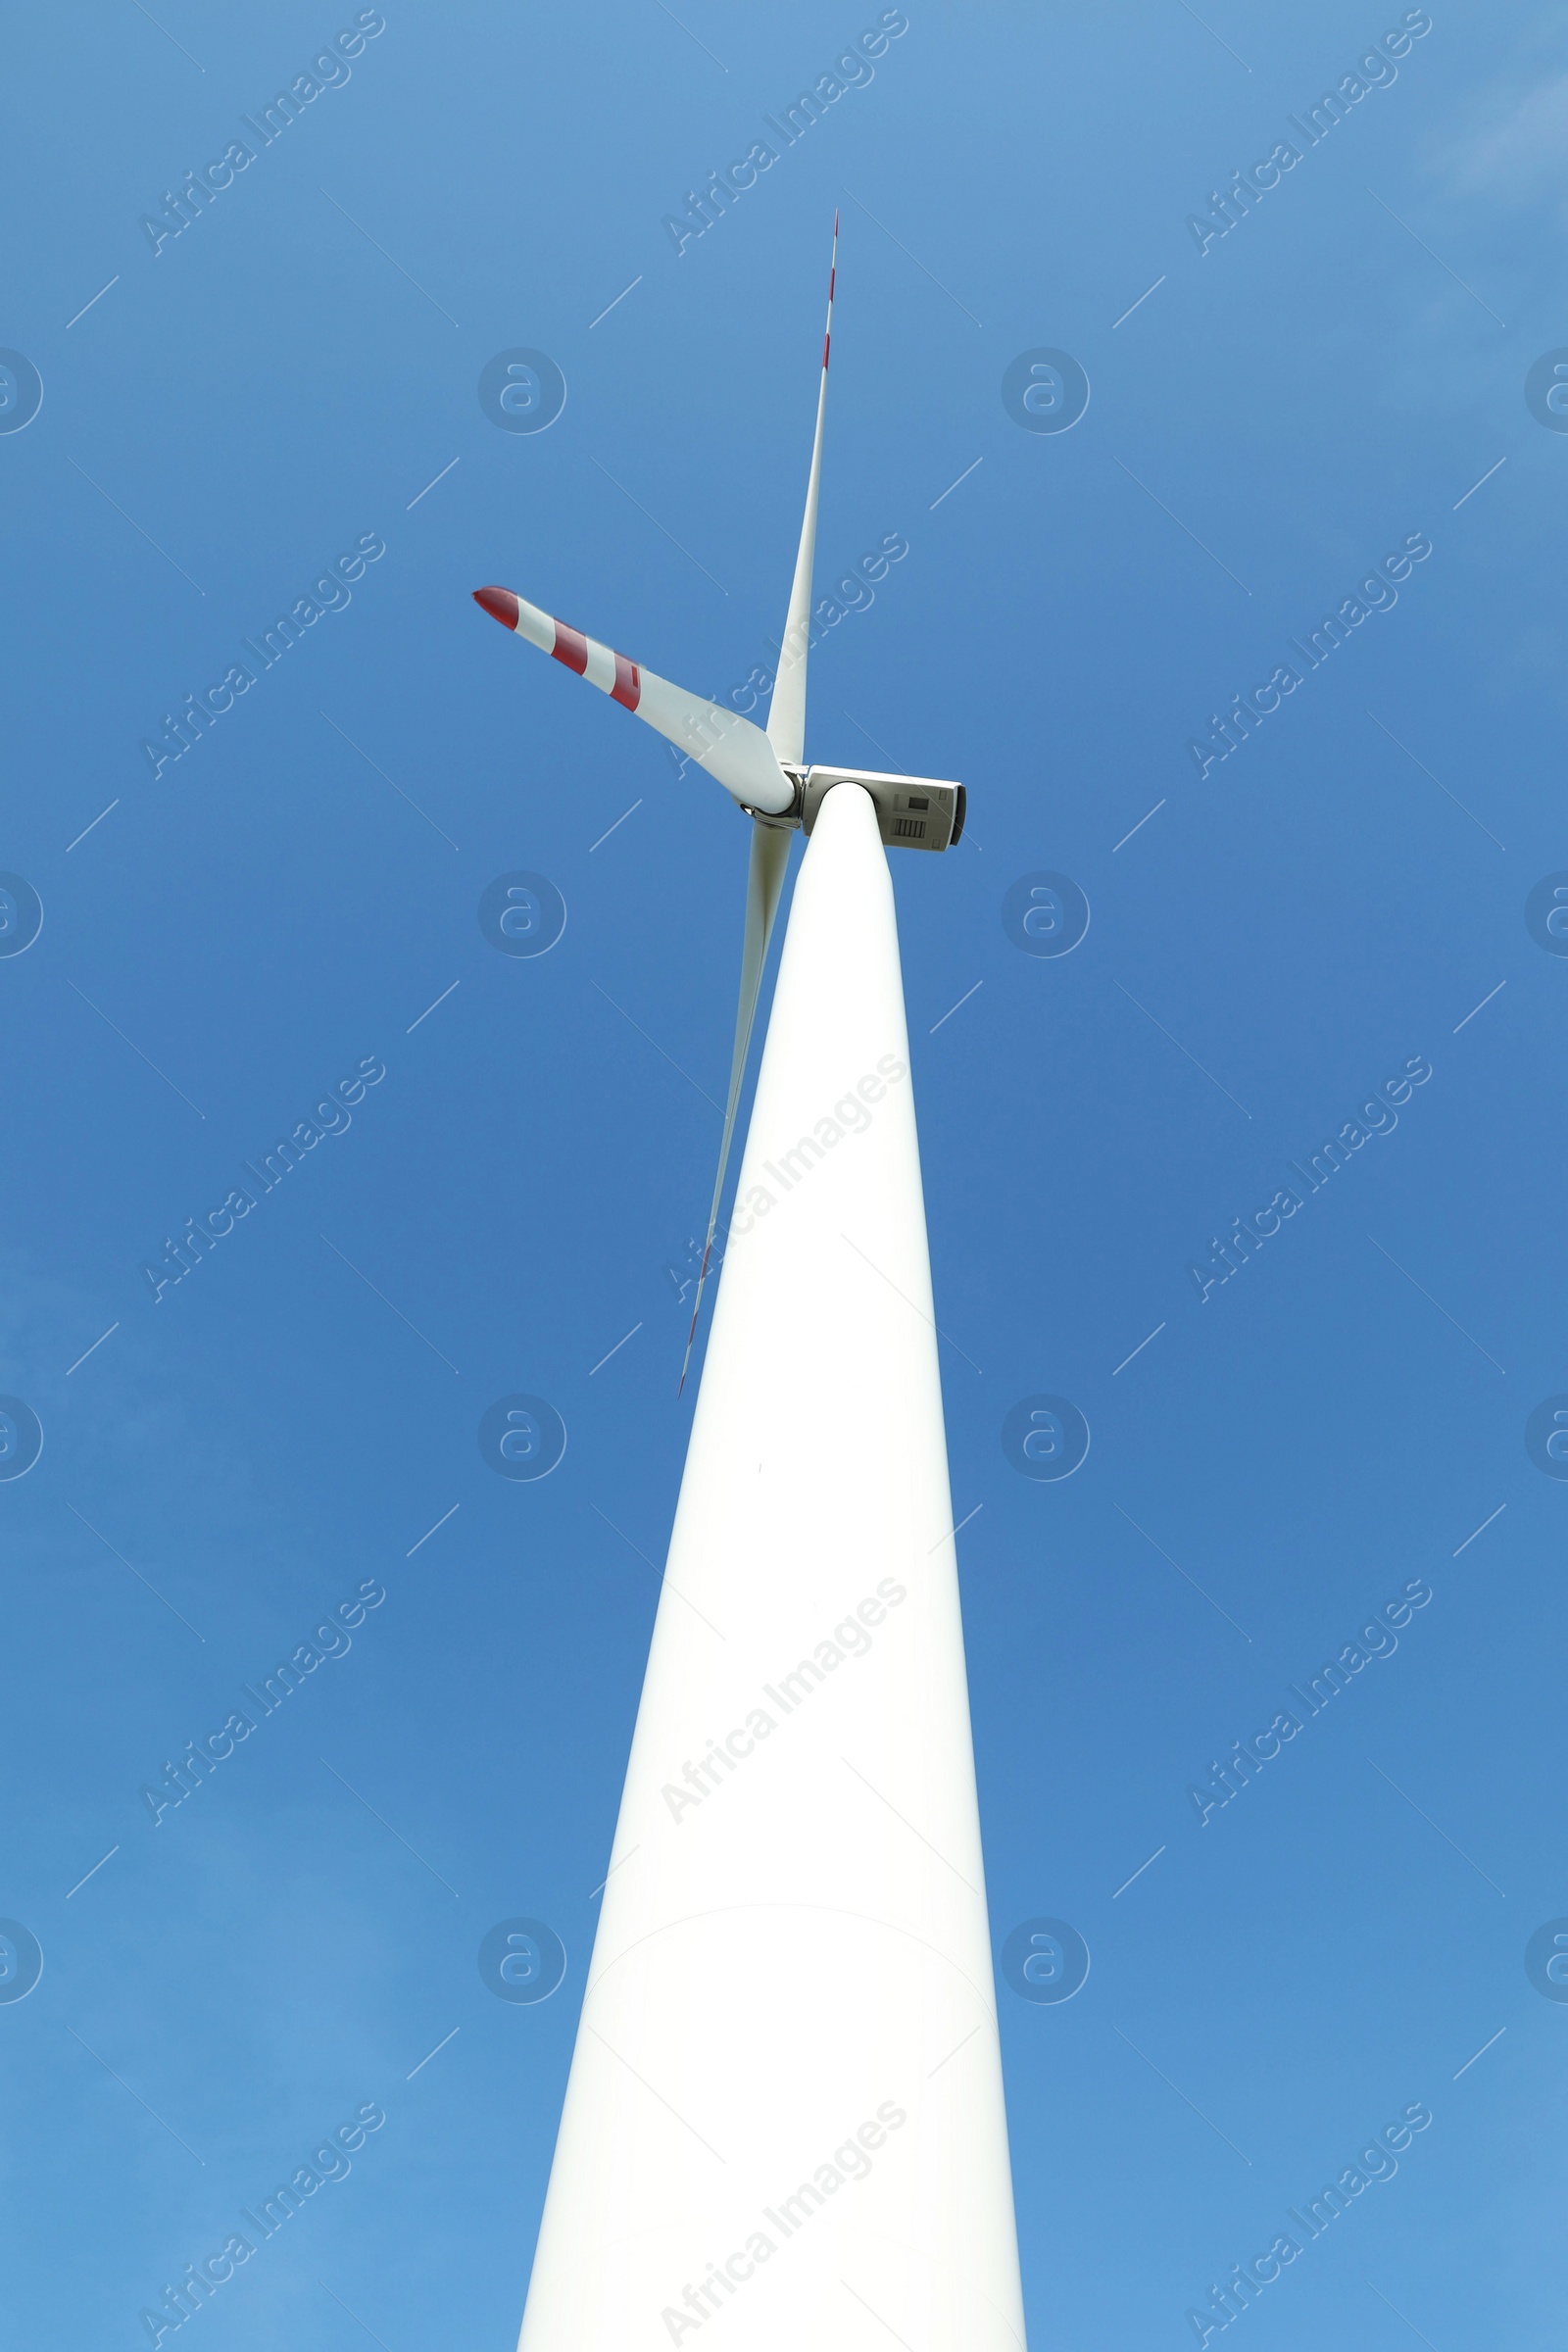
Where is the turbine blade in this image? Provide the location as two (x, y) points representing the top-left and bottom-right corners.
(679, 820), (792, 1392)
(765, 212), (838, 769)
(472, 586), (793, 816)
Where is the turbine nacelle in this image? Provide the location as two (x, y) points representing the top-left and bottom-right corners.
(786, 765), (965, 853)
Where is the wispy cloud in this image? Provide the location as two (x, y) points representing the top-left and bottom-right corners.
(1442, 63), (1568, 207)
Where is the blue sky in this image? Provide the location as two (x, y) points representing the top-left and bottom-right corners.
(2, 1), (1564, 2344)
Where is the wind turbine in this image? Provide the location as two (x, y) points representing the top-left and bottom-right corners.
(473, 221), (1026, 2352)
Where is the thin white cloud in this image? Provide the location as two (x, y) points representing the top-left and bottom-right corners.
(1445, 66), (1568, 200)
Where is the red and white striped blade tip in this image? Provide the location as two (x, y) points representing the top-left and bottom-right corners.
(472, 586), (519, 627)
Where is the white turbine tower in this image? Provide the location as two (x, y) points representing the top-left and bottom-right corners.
(474, 222), (1026, 2352)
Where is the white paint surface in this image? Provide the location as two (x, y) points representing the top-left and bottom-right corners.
(516, 785), (1025, 2352)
